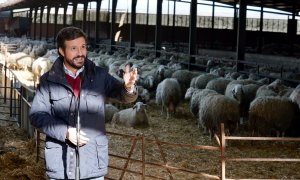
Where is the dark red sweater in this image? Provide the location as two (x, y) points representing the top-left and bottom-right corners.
(65, 74), (81, 98)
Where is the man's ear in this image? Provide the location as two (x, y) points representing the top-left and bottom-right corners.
(59, 47), (65, 57)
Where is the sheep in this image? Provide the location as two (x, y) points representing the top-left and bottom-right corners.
(198, 93), (240, 137)
(190, 73), (219, 89)
(267, 79), (286, 93)
(278, 87), (294, 97)
(111, 102), (149, 128)
(255, 85), (278, 97)
(7, 52), (34, 71)
(254, 79), (286, 98)
(205, 77), (232, 94)
(105, 104), (119, 123)
(209, 67), (225, 77)
(31, 57), (52, 84)
(185, 87), (218, 119)
(248, 96), (299, 137)
(225, 71), (240, 80)
(225, 79), (264, 123)
(137, 85), (151, 103)
(156, 78), (181, 119)
(289, 84), (300, 109)
(172, 70), (199, 98)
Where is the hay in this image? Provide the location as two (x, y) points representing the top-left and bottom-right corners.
(106, 101), (300, 179)
(1, 69), (300, 179)
(0, 125), (45, 180)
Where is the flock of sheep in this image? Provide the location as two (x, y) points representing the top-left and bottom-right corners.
(1, 36), (300, 138)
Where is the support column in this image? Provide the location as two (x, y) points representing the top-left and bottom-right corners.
(211, 0), (215, 48)
(236, 0), (247, 71)
(172, 1), (176, 46)
(72, 1), (78, 26)
(110, 0), (118, 52)
(46, 6), (51, 41)
(33, 7), (38, 40)
(63, 3), (68, 27)
(130, 0), (137, 55)
(28, 8), (33, 38)
(83, 2), (88, 32)
(257, 1), (263, 53)
(95, 0), (102, 46)
(287, 2), (297, 56)
(188, 0), (197, 69)
(39, 6), (44, 40)
(232, 0), (238, 51)
(54, 6), (59, 42)
(155, 0), (163, 57)
(145, 0), (149, 42)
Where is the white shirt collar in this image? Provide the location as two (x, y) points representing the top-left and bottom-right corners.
(63, 63), (85, 79)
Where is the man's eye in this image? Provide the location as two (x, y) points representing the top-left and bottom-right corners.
(71, 47), (77, 51)
(82, 45), (86, 49)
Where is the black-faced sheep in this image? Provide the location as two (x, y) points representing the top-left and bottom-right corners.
(156, 78), (181, 119)
(111, 102), (149, 128)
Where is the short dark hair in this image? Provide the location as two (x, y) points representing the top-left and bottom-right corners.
(56, 27), (87, 56)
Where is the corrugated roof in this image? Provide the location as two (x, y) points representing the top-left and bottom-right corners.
(0, 0), (299, 15)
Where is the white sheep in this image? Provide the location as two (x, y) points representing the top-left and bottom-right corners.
(248, 96), (299, 137)
(111, 102), (149, 128)
(190, 73), (219, 89)
(227, 82), (261, 124)
(255, 84), (278, 98)
(172, 70), (199, 98)
(31, 57), (52, 84)
(137, 86), (151, 103)
(185, 87), (218, 119)
(8, 52), (34, 71)
(198, 93), (240, 137)
(205, 77), (232, 94)
(156, 78), (181, 119)
(289, 84), (300, 109)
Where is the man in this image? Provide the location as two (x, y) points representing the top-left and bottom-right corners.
(29, 27), (138, 179)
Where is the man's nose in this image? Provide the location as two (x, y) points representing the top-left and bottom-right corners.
(77, 48), (83, 56)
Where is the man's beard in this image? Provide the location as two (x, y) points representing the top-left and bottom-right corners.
(65, 55), (86, 69)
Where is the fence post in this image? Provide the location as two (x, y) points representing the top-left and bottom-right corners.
(221, 123), (226, 180)
(35, 129), (40, 162)
(142, 134), (145, 180)
(9, 76), (13, 117)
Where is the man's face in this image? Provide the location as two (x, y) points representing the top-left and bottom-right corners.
(59, 36), (87, 73)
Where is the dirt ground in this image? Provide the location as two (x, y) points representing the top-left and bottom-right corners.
(0, 70), (300, 179)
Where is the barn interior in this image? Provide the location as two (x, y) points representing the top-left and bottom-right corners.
(0, 0), (300, 179)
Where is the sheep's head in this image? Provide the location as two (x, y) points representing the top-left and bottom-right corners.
(290, 85), (300, 109)
(132, 102), (149, 128)
(185, 87), (196, 100)
(133, 102), (147, 112)
(231, 84), (243, 102)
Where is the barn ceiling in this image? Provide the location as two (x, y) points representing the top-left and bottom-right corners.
(0, 0), (299, 15)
